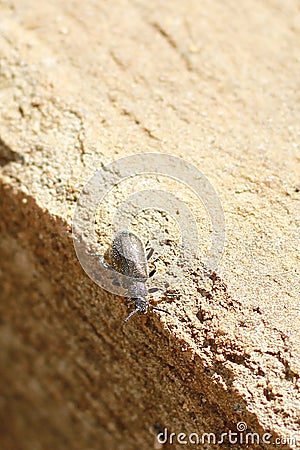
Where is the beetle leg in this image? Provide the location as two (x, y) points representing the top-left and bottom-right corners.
(146, 247), (154, 260)
(148, 287), (160, 293)
(148, 268), (156, 278)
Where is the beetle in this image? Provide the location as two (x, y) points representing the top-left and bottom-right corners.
(109, 230), (171, 322)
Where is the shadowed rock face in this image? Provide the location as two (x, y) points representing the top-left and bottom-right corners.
(0, 1), (299, 449)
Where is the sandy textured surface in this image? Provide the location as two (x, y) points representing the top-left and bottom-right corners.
(0, 1), (299, 449)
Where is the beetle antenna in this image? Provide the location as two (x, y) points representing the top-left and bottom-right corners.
(124, 307), (140, 323)
(151, 306), (172, 316)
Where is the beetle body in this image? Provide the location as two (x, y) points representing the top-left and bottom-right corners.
(109, 230), (169, 322)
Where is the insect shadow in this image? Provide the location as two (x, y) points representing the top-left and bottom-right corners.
(107, 230), (176, 322)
